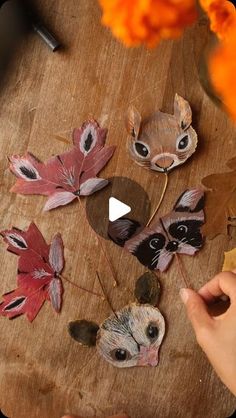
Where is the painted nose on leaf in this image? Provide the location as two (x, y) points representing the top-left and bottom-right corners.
(155, 156), (174, 170)
(138, 346), (159, 367)
(166, 240), (179, 252)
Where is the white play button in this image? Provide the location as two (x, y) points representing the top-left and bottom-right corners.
(86, 176), (151, 239)
(109, 197), (131, 222)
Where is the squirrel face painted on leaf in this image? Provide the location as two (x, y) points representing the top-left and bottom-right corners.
(126, 94), (198, 173)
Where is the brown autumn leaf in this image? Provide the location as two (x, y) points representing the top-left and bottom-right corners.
(201, 157), (236, 239)
(222, 248), (236, 271)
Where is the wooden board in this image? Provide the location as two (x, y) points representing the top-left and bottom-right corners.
(0, 1), (235, 417)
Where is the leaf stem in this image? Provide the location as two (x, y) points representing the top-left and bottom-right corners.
(175, 253), (190, 288)
(95, 271), (117, 315)
(147, 173), (168, 226)
(60, 274), (103, 299)
(77, 196), (118, 286)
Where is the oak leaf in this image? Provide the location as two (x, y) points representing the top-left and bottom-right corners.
(222, 248), (236, 272)
(201, 157), (236, 239)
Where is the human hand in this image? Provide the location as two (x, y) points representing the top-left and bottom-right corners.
(180, 271), (236, 396)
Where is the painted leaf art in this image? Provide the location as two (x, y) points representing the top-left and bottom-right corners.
(69, 274), (165, 368)
(222, 248), (236, 272)
(201, 157), (236, 238)
(9, 120), (116, 211)
(108, 189), (205, 272)
(0, 223), (64, 321)
(126, 94), (198, 173)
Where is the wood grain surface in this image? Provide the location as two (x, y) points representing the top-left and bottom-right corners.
(0, 1), (236, 417)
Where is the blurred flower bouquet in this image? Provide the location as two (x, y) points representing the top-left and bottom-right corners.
(99, 0), (236, 122)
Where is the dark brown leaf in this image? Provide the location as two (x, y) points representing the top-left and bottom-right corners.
(68, 319), (99, 346)
(134, 272), (161, 306)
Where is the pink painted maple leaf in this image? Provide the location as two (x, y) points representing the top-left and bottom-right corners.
(0, 223), (64, 321)
(9, 120), (115, 211)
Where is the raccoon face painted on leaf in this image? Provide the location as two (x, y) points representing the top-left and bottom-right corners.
(108, 189), (205, 272)
(126, 94), (198, 173)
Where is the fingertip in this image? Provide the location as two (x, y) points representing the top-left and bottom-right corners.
(179, 288), (196, 305)
(198, 286), (214, 302)
(179, 288), (189, 304)
(180, 287), (212, 332)
(198, 271), (236, 303)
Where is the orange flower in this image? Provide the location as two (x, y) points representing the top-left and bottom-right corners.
(200, 0), (236, 39)
(99, 0), (197, 47)
(202, 1), (236, 121)
(209, 29), (236, 121)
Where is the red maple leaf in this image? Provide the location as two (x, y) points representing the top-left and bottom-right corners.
(9, 120), (116, 211)
(0, 223), (64, 321)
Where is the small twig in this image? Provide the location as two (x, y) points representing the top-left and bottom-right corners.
(55, 152), (118, 286)
(147, 173), (168, 226)
(96, 271), (117, 316)
(60, 274), (103, 299)
(96, 236), (118, 287)
(77, 196), (118, 286)
(175, 254), (190, 288)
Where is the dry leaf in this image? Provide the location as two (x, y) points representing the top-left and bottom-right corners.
(202, 157), (236, 239)
(0, 223), (64, 321)
(108, 189), (205, 272)
(222, 248), (236, 272)
(126, 94), (198, 173)
(9, 120), (115, 211)
(68, 275), (165, 368)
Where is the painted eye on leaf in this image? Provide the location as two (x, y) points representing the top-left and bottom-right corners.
(20, 166), (38, 179)
(177, 225), (188, 233)
(84, 132), (93, 152)
(149, 238), (160, 249)
(133, 142), (150, 158)
(146, 322), (159, 342)
(10, 157), (41, 181)
(149, 235), (165, 250)
(6, 233), (28, 250)
(176, 134), (190, 151)
(80, 124), (97, 154)
(111, 348), (131, 362)
(4, 296), (26, 312)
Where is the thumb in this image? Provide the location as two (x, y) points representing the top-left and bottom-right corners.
(180, 288), (213, 335)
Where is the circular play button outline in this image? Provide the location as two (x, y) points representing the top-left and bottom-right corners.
(86, 176), (151, 240)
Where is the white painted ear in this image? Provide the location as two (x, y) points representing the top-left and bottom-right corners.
(174, 189), (204, 213)
(125, 106), (142, 138)
(174, 94), (192, 130)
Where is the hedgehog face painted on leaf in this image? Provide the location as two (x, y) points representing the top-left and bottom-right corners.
(68, 273), (165, 368)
